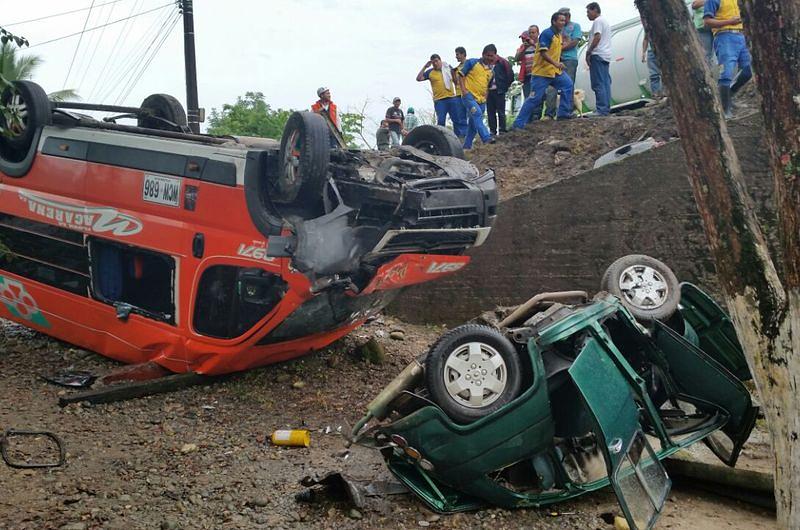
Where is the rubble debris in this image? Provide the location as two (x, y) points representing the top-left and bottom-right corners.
(270, 429), (310, 447)
(1, 429), (66, 469)
(41, 370), (97, 389)
(58, 372), (222, 407)
(297, 472), (408, 510)
(593, 138), (660, 169)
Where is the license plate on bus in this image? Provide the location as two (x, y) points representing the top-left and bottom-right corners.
(142, 174), (181, 207)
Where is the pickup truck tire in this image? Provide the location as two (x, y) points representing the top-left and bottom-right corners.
(403, 125), (465, 159)
(275, 111), (330, 205)
(425, 324), (522, 424)
(138, 94), (187, 130)
(601, 254), (680, 322)
(0, 80), (52, 153)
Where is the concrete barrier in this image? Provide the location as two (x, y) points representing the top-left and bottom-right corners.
(389, 113), (775, 324)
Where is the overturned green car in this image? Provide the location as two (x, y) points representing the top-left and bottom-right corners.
(351, 255), (757, 530)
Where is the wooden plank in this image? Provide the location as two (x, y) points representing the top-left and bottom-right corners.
(58, 373), (222, 407)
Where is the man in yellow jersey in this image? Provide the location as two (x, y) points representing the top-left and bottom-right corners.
(457, 44), (498, 149)
(416, 54), (462, 136)
(512, 11), (574, 128)
(704, 0), (752, 118)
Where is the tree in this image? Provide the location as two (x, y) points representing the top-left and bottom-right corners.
(340, 99), (374, 149)
(207, 92), (292, 139)
(0, 41), (78, 102)
(635, 0), (799, 527)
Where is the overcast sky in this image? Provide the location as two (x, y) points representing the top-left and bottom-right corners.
(3, 0), (640, 138)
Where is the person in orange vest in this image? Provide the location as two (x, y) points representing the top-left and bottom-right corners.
(311, 87), (340, 147)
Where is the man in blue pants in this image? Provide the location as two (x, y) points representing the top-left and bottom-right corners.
(585, 2), (612, 116)
(513, 12), (574, 128)
(704, 0), (752, 119)
(416, 54), (462, 136)
(457, 44), (498, 149)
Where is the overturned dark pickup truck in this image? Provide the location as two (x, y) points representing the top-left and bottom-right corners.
(0, 81), (495, 374)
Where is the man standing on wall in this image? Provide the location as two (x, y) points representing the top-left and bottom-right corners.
(544, 7), (581, 119)
(584, 2), (613, 116)
(311, 87), (340, 147)
(512, 11), (574, 128)
(452, 47), (469, 139)
(457, 44), (498, 149)
(703, 0), (752, 119)
(486, 53), (514, 135)
(385, 97), (405, 147)
(416, 54), (460, 134)
(514, 25), (540, 99)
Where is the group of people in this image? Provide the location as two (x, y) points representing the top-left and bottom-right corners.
(375, 97), (421, 150)
(415, 3), (614, 149)
(310, 0), (753, 152)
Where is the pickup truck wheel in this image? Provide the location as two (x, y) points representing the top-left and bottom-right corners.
(275, 111), (330, 204)
(601, 254), (680, 322)
(0, 81), (51, 152)
(402, 125), (465, 159)
(138, 93), (187, 130)
(425, 324), (522, 424)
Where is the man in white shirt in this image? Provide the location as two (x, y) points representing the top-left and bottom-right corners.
(585, 2), (613, 116)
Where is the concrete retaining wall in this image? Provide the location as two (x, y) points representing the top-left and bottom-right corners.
(389, 113), (774, 324)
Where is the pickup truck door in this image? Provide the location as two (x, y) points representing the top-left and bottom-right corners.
(570, 336), (670, 530)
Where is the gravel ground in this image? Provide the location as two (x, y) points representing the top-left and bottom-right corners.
(0, 315), (776, 530)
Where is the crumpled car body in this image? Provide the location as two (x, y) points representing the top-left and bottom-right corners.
(354, 284), (756, 530)
(0, 83), (496, 375)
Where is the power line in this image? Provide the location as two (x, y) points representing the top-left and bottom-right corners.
(2, 0), (126, 28)
(63, 0), (96, 90)
(98, 5), (176, 102)
(77, 1), (118, 92)
(87, 0), (143, 101)
(118, 10), (180, 104)
(28, 2), (176, 49)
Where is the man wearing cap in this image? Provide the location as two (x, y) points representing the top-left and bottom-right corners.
(385, 97), (405, 147)
(311, 87), (340, 148)
(703, 0), (752, 119)
(544, 7), (581, 119)
(512, 11), (574, 128)
(311, 87), (339, 130)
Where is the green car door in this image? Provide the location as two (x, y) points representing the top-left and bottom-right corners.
(570, 336), (671, 530)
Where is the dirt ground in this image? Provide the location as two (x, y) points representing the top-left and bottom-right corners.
(468, 84), (760, 200)
(0, 315), (776, 530)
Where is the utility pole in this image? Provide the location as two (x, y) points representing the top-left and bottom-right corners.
(180, 0), (200, 133)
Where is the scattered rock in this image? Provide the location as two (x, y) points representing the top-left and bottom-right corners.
(359, 338), (386, 364)
(248, 497), (269, 508)
(180, 443), (198, 454)
(390, 331), (405, 341)
(292, 380), (306, 389)
(554, 151), (572, 166)
(59, 523), (87, 530)
(160, 519), (178, 530)
(349, 508), (364, 520)
(276, 373), (291, 383)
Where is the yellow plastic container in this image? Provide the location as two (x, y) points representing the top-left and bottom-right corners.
(270, 429), (310, 447)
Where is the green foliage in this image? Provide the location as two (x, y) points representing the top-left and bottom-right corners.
(340, 112), (363, 149)
(207, 92), (293, 139)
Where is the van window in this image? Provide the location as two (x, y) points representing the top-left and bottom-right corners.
(89, 239), (175, 323)
(193, 265), (286, 339)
